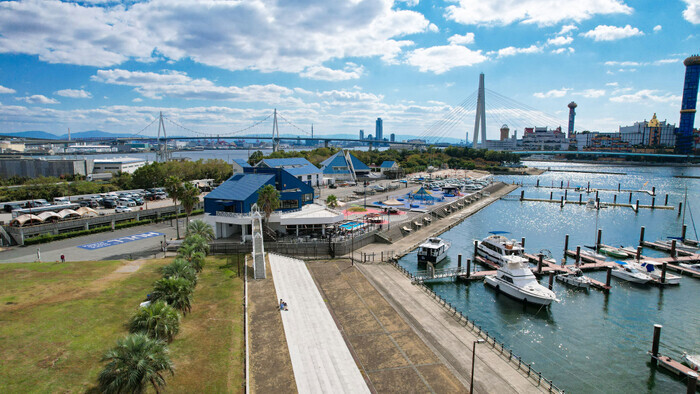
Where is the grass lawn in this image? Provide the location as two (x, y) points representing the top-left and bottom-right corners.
(0, 256), (244, 393)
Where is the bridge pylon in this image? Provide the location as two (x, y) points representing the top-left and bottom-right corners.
(271, 108), (281, 152)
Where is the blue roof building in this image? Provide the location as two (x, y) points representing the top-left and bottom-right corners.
(257, 158), (323, 186)
(204, 167), (314, 215)
(319, 150), (370, 182)
(232, 158), (252, 174)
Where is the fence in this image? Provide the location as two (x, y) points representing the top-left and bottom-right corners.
(387, 260), (564, 394)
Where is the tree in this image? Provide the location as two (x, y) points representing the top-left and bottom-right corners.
(326, 194), (338, 208)
(98, 333), (174, 394)
(256, 184), (280, 223)
(164, 176), (183, 239)
(187, 219), (214, 241)
(248, 150), (264, 166)
(162, 258), (198, 286)
(129, 301), (181, 342)
(151, 277), (194, 315)
(181, 234), (210, 256)
(179, 182), (200, 229)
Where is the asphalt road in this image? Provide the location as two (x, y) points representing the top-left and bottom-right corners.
(0, 220), (184, 263)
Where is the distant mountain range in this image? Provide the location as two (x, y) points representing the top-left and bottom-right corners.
(0, 130), (465, 144)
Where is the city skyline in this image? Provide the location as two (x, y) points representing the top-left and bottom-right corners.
(0, 0), (698, 140)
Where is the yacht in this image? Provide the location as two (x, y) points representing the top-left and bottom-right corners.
(417, 237), (451, 264)
(477, 234), (528, 266)
(634, 260), (681, 285)
(555, 267), (593, 289)
(484, 256), (559, 306)
(611, 262), (652, 284)
(679, 262), (700, 271)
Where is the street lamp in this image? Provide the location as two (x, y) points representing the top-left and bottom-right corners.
(470, 338), (485, 394)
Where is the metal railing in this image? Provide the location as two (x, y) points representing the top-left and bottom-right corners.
(387, 259), (565, 394)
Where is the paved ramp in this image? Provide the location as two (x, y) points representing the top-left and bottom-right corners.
(268, 253), (370, 394)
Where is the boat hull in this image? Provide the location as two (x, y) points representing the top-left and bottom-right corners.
(555, 274), (591, 289)
(484, 276), (554, 306)
(611, 270), (650, 284)
(418, 252), (448, 264)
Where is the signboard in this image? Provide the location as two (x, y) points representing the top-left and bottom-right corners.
(78, 231), (164, 250)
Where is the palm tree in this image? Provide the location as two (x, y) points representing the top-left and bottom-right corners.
(256, 184), (280, 223)
(162, 258), (198, 286)
(181, 234), (210, 255)
(187, 219), (214, 241)
(151, 277), (194, 315)
(129, 301), (181, 342)
(98, 333), (174, 394)
(326, 194), (339, 208)
(164, 176), (183, 239)
(177, 242), (207, 273)
(179, 182), (200, 229)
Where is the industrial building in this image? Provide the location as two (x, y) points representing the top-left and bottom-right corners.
(0, 157), (94, 178)
(93, 157), (146, 174)
(618, 114), (677, 147)
(521, 126), (568, 150)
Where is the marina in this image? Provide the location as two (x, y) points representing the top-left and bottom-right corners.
(394, 161), (700, 393)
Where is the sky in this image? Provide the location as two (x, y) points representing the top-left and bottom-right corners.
(0, 0), (698, 142)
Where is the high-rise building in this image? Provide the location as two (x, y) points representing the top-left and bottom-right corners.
(359, 129), (364, 140)
(375, 118), (383, 141)
(390, 133), (395, 142)
(677, 55), (700, 154)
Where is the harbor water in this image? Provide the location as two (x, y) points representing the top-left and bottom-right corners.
(398, 161), (700, 393)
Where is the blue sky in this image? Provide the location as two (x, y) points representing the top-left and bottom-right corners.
(0, 0), (698, 141)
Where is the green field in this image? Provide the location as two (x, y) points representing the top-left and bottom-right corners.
(0, 256), (244, 393)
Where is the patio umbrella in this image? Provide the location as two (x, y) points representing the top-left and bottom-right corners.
(382, 199), (404, 206)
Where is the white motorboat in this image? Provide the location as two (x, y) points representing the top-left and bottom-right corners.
(611, 262), (652, 284)
(586, 198), (597, 209)
(417, 237), (451, 264)
(555, 267), (593, 289)
(634, 260), (681, 285)
(580, 249), (607, 261)
(477, 233), (528, 267)
(484, 256), (559, 306)
(682, 352), (700, 371)
(679, 262), (700, 271)
(657, 239), (698, 253)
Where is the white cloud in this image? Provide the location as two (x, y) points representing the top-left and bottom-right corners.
(682, 0), (700, 23)
(605, 61), (640, 67)
(610, 89), (680, 104)
(575, 89), (606, 98)
(445, 0), (632, 26)
(0, 85), (16, 94)
(405, 45), (487, 74)
(653, 25), (662, 32)
(546, 36), (573, 46)
(581, 25), (643, 41)
(132, 98), (143, 102)
(605, 59), (679, 67)
(0, 0), (432, 75)
(490, 44), (542, 58)
(18, 94), (60, 104)
(55, 89), (92, 98)
(428, 23), (439, 32)
(300, 63), (364, 81)
(558, 24), (578, 35)
(551, 47), (574, 54)
(91, 69), (298, 104)
(533, 88), (571, 98)
(448, 33), (475, 45)
(606, 82), (619, 86)
(653, 58), (679, 65)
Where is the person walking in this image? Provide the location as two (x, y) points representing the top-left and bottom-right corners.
(60, 254), (65, 263)
(36, 247), (41, 263)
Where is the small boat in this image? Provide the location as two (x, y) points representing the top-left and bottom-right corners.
(586, 198), (597, 209)
(682, 353), (700, 371)
(657, 239), (698, 253)
(555, 267), (593, 289)
(484, 256), (559, 306)
(476, 232), (527, 267)
(635, 260), (681, 285)
(580, 249), (607, 261)
(679, 262), (700, 272)
(611, 261), (652, 284)
(599, 246), (629, 259)
(417, 237), (450, 263)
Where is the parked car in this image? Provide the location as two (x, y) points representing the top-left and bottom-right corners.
(117, 198), (135, 207)
(102, 199), (118, 208)
(154, 192), (167, 200)
(79, 200), (100, 208)
(3, 203), (22, 212)
(25, 199), (49, 208)
(132, 197), (144, 206)
(115, 205), (132, 213)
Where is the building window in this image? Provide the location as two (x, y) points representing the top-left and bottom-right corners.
(281, 200), (299, 209)
(302, 193), (313, 202)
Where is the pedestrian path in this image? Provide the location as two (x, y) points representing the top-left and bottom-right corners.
(268, 253), (370, 394)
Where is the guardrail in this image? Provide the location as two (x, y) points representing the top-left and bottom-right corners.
(388, 259), (564, 394)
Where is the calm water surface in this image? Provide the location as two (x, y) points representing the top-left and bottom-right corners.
(398, 161), (700, 393)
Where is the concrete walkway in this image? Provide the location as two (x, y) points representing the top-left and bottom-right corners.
(359, 263), (549, 393)
(268, 253), (370, 394)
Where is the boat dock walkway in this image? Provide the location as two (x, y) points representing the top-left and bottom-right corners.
(648, 352), (700, 381)
(412, 266), (470, 282)
(641, 240), (696, 257)
(516, 197), (674, 212)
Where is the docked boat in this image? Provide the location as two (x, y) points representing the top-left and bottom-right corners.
(580, 249), (607, 261)
(586, 198), (597, 209)
(476, 233), (528, 267)
(555, 267), (593, 289)
(599, 246), (629, 259)
(611, 261), (652, 284)
(634, 260), (681, 285)
(417, 237), (451, 264)
(679, 262), (700, 271)
(682, 353), (700, 371)
(484, 256), (559, 306)
(657, 239), (698, 253)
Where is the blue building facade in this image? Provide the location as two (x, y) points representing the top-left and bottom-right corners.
(204, 167), (314, 215)
(375, 118), (383, 141)
(677, 55), (700, 154)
